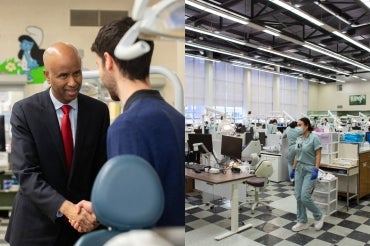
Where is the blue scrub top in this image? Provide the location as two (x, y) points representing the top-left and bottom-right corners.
(295, 133), (322, 166)
(283, 127), (301, 147)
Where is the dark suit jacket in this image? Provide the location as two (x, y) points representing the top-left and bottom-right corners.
(5, 89), (110, 246)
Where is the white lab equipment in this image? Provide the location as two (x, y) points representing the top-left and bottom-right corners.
(114, 0), (184, 60)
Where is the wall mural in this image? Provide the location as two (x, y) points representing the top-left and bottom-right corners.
(0, 26), (46, 84)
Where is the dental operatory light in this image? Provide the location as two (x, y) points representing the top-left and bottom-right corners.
(114, 0), (184, 60)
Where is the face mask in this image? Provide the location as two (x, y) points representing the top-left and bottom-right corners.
(296, 127), (303, 135)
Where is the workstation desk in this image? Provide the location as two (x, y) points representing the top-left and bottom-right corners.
(185, 168), (254, 240)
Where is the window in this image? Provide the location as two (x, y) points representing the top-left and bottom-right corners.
(250, 70), (273, 117)
(185, 57), (206, 124)
(213, 62), (244, 121)
(184, 57), (308, 124)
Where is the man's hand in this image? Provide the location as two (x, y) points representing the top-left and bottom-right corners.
(69, 200), (99, 232)
(60, 200), (98, 233)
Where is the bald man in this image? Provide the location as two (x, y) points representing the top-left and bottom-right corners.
(5, 42), (110, 245)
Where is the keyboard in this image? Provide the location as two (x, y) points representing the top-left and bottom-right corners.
(185, 163), (210, 173)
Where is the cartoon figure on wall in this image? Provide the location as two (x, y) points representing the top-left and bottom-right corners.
(18, 26), (45, 83)
(0, 26), (46, 84)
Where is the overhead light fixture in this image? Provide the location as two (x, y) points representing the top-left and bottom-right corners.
(185, 0), (249, 25)
(258, 47), (350, 75)
(186, 42), (345, 83)
(187, 25), (351, 75)
(314, 1), (351, 25)
(185, 53), (220, 62)
(269, 0), (324, 26)
(185, 26), (246, 45)
(263, 29), (280, 36)
(332, 31), (370, 53)
(186, 0), (370, 76)
(304, 41), (370, 72)
(360, 0), (370, 9)
(270, 0), (370, 58)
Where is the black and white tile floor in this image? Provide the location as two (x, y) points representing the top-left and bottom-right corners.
(186, 181), (370, 246)
(1, 181), (369, 246)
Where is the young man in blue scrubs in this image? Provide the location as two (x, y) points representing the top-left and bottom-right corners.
(89, 17), (184, 227)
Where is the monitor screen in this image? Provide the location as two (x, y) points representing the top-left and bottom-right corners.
(259, 132), (266, 146)
(221, 135), (242, 160)
(187, 133), (213, 153)
(245, 132), (254, 146)
(193, 128), (202, 134)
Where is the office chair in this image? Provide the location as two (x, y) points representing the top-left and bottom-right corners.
(240, 160), (273, 214)
(75, 155), (165, 246)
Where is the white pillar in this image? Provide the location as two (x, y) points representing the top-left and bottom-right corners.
(244, 68), (252, 115)
(297, 78), (303, 115)
(205, 60), (214, 106)
(273, 67), (280, 111)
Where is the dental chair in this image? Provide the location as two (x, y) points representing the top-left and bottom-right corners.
(239, 160), (273, 214)
(75, 155), (165, 246)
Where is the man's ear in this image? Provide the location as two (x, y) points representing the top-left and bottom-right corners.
(43, 70), (51, 84)
(103, 52), (114, 71)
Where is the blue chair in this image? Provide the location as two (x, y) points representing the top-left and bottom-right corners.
(75, 155), (164, 246)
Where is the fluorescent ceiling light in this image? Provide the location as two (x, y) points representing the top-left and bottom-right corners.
(185, 53), (220, 62)
(185, 26), (246, 45)
(258, 47), (350, 75)
(314, 1), (351, 25)
(186, 42), (345, 83)
(185, 0), (249, 25)
(360, 0), (370, 9)
(263, 29), (280, 36)
(304, 41), (370, 72)
(187, 25), (350, 75)
(332, 31), (370, 53)
(269, 0), (294, 11)
(269, 0), (324, 26)
(270, 0), (370, 58)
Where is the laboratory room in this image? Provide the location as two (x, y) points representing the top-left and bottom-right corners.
(185, 1), (370, 246)
(0, 0), (185, 246)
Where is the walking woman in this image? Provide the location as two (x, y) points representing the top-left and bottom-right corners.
(290, 117), (324, 232)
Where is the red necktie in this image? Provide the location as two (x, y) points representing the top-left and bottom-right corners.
(61, 105), (73, 172)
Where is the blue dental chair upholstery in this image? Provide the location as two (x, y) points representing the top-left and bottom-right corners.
(75, 155), (165, 246)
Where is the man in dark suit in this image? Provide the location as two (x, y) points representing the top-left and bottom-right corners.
(5, 42), (110, 245)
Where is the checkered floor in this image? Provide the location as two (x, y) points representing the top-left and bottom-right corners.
(186, 181), (370, 246)
(0, 212), (9, 246)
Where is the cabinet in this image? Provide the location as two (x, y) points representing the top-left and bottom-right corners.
(313, 178), (338, 215)
(315, 132), (339, 163)
(260, 153), (288, 182)
(358, 151), (370, 198)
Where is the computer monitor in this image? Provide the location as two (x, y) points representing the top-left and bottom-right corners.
(259, 132), (266, 146)
(245, 132), (254, 147)
(193, 128), (202, 134)
(221, 135), (242, 160)
(187, 133), (213, 153)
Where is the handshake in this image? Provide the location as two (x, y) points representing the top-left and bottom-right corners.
(61, 200), (99, 233)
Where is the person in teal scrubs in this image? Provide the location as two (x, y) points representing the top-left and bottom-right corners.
(290, 117), (324, 232)
(282, 121), (300, 182)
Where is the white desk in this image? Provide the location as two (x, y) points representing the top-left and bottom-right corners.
(185, 169), (254, 240)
